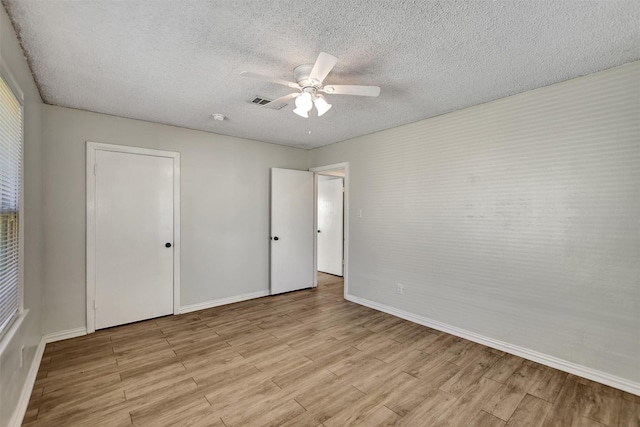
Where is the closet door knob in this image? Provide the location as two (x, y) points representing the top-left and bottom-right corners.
(165, 243), (172, 248)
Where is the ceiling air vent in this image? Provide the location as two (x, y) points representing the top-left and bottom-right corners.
(248, 95), (287, 110)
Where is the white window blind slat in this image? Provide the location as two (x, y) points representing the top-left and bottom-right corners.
(0, 72), (22, 339)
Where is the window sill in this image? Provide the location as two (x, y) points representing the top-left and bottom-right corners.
(0, 309), (30, 356)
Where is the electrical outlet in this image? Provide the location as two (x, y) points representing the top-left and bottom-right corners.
(19, 345), (25, 368)
(396, 283), (404, 295)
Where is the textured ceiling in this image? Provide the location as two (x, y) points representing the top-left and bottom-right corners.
(3, 1), (639, 149)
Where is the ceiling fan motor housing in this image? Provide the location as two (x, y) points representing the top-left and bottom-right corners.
(294, 63), (318, 88)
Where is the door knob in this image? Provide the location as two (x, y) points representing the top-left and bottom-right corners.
(317, 230), (321, 233)
(273, 236), (279, 241)
(165, 242), (172, 248)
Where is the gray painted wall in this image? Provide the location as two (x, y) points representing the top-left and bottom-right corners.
(309, 62), (640, 383)
(0, 6), (44, 426)
(42, 106), (308, 333)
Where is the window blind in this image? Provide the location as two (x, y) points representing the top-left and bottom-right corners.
(0, 73), (22, 337)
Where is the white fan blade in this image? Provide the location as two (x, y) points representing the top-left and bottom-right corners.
(261, 92), (299, 108)
(322, 85), (381, 97)
(240, 71), (300, 89)
(309, 52), (338, 84)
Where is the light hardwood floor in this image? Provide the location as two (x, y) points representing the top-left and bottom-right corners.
(24, 273), (639, 426)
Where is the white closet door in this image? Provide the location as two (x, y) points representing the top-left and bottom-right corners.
(94, 149), (174, 329)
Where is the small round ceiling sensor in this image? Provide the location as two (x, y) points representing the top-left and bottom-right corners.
(211, 113), (226, 121)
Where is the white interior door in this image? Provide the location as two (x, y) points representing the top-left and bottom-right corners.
(317, 177), (344, 276)
(94, 149), (174, 329)
(271, 168), (314, 294)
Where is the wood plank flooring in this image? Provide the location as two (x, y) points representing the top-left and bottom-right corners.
(23, 273), (639, 426)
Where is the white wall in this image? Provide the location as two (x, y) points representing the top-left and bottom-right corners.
(309, 62), (640, 386)
(42, 106), (307, 333)
(0, 6), (44, 426)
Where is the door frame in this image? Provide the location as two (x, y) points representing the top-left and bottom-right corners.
(310, 162), (349, 299)
(86, 142), (181, 334)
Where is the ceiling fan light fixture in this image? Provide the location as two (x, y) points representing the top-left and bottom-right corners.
(293, 107), (309, 118)
(295, 91), (313, 112)
(314, 95), (332, 116)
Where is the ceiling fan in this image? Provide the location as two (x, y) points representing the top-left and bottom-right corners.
(241, 52), (381, 118)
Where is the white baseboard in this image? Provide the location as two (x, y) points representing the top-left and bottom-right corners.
(43, 327), (87, 343)
(346, 293), (640, 396)
(180, 290), (270, 314)
(8, 337), (45, 427)
(9, 326), (88, 427)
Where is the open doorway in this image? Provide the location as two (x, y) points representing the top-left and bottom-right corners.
(317, 174), (343, 276)
(310, 163), (349, 298)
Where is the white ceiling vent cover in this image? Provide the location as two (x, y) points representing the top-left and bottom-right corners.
(248, 95), (287, 110)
